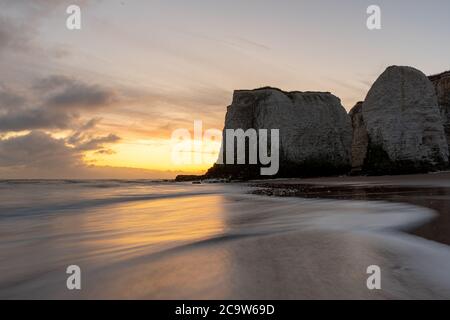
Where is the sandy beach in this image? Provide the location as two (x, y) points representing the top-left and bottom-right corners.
(1, 175), (450, 299)
(252, 171), (450, 246)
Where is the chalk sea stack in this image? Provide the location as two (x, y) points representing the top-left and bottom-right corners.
(351, 66), (449, 174)
(429, 71), (450, 160)
(206, 87), (352, 179)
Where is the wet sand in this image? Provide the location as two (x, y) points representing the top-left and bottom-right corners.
(2, 178), (450, 299)
(75, 230), (449, 299)
(251, 172), (450, 246)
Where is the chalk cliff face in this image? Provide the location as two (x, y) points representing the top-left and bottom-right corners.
(429, 71), (450, 160)
(349, 101), (368, 171)
(360, 66), (449, 173)
(206, 87), (352, 179)
(201, 66), (450, 182)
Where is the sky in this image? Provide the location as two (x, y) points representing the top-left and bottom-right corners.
(0, 0), (450, 178)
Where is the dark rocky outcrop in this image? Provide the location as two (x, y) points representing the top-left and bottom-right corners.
(174, 175), (204, 182)
(353, 66), (449, 174)
(205, 87), (352, 179)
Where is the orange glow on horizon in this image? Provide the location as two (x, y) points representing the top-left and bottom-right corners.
(83, 138), (222, 173)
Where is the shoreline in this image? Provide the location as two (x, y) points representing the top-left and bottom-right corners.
(249, 171), (450, 246)
(2, 178), (450, 298)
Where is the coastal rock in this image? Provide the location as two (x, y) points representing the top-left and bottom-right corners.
(174, 175), (203, 182)
(349, 101), (368, 171)
(362, 66), (449, 173)
(429, 71), (450, 160)
(206, 87), (352, 179)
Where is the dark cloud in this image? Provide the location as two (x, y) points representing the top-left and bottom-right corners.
(0, 129), (121, 170)
(0, 130), (187, 179)
(0, 76), (117, 132)
(0, 108), (73, 132)
(0, 131), (197, 179)
(0, 87), (26, 109)
(0, 16), (33, 54)
(67, 118), (102, 145)
(75, 133), (121, 152)
(0, 22), (9, 52)
(95, 149), (115, 155)
(65, 118), (121, 154)
(33, 75), (118, 110)
(32, 75), (76, 92)
(0, 131), (171, 179)
(46, 83), (117, 110)
(0, 131), (81, 169)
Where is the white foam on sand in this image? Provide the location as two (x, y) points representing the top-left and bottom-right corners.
(287, 197), (450, 298)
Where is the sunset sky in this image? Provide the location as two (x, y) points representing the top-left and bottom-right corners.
(1, 0), (450, 178)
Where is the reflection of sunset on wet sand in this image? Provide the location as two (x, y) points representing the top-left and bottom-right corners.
(3, 180), (450, 299)
(79, 195), (227, 258)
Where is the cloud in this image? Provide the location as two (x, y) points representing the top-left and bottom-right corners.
(0, 129), (121, 173)
(34, 75), (118, 110)
(67, 117), (103, 145)
(46, 83), (117, 110)
(0, 16), (34, 55)
(0, 131), (82, 169)
(0, 75), (118, 132)
(75, 133), (121, 152)
(32, 75), (77, 92)
(0, 108), (74, 132)
(0, 131), (195, 179)
(0, 86), (26, 110)
(64, 118), (121, 154)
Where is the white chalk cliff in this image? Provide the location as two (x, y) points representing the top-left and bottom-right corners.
(429, 71), (450, 160)
(357, 66), (449, 173)
(204, 66), (450, 180)
(207, 87), (352, 178)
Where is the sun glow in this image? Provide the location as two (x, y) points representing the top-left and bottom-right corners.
(83, 138), (222, 172)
